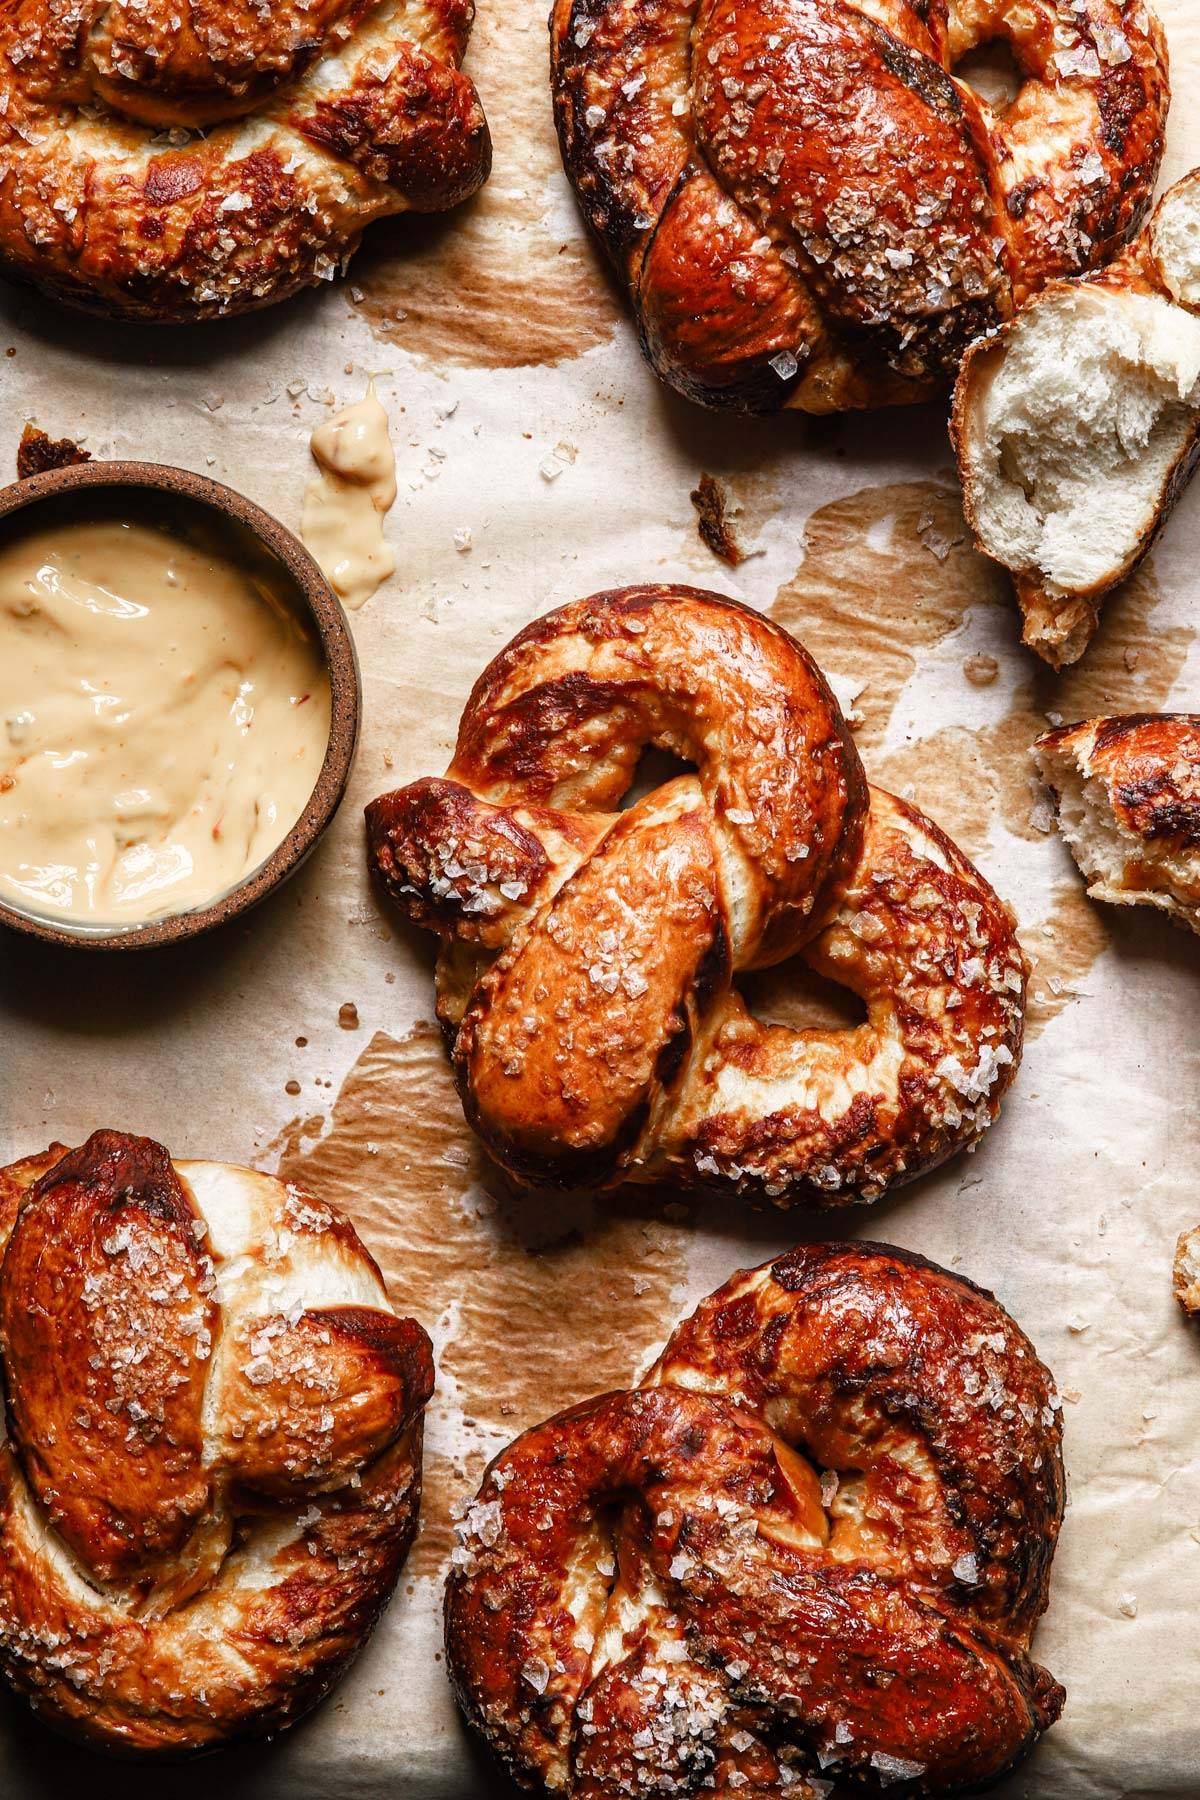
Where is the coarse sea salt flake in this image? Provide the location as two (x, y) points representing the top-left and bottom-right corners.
(871, 1752), (927, 1783)
(521, 1656), (550, 1692)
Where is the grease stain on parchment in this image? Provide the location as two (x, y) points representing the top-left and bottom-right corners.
(355, 8), (621, 370)
(771, 482), (1194, 1036)
(276, 1023), (689, 1579)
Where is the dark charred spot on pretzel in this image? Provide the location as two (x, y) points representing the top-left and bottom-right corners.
(1114, 786), (1200, 847)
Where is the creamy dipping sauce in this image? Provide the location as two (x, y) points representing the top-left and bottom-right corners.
(0, 510), (332, 927)
(301, 383), (397, 611)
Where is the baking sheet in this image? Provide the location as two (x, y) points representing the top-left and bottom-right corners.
(3, 1), (1200, 1792)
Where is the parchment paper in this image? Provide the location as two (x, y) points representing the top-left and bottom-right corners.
(2, 3), (1200, 1793)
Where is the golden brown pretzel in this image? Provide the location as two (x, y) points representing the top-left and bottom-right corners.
(367, 586), (1027, 1207)
(445, 1241), (1065, 1796)
(549, 0), (1169, 412)
(0, 0), (490, 320)
(1035, 713), (1200, 934)
(0, 1129), (434, 1755)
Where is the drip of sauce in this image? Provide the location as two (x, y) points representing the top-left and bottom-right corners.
(301, 383), (397, 610)
(0, 513), (332, 927)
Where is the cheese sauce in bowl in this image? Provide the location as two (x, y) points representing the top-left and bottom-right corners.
(0, 465), (359, 949)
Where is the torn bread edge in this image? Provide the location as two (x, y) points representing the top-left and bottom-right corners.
(1174, 1227), (1200, 1317)
(952, 171), (1200, 671)
(1033, 715), (1200, 937)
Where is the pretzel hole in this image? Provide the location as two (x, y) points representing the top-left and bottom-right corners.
(954, 40), (1024, 112)
(740, 962), (866, 1033)
(619, 745), (698, 810)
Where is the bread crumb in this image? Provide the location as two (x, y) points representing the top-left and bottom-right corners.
(16, 422), (90, 480)
(690, 472), (747, 567)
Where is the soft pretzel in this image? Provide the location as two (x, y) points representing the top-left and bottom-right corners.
(954, 170), (1200, 669)
(445, 1240), (1065, 1796)
(549, 0), (1169, 413)
(0, 0), (490, 320)
(1034, 714), (1200, 934)
(0, 1129), (434, 1755)
(367, 586), (1027, 1208)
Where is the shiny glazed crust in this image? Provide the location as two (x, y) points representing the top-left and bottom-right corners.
(366, 585), (1028, 1209)
(0, 1129), (434, 1755)
(445, 1241), (1066, 1795)
(0, 0), (491, 321)
(548, 0), (1169, 413)
(1034, 713), (1200, 934)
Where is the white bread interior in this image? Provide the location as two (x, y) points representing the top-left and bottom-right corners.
(955, 172), (1200, 667)
(964, 287), (1200, 601)
(1150, 171), (1200, 310)
(1174, 1226), (1200, 1316)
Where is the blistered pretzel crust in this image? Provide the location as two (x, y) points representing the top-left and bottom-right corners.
(549, 0), (1169, 412)
(0, 0), (491, 320)
(367, 585), (1027, 1209)
(445, 1241), (1065, 1796)
(0, 1129), (434, 1755)
(1035, 713), (1200, 934)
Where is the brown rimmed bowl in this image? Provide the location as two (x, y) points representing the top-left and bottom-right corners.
(0, 460), (360, 952)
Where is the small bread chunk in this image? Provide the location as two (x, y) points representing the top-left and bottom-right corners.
(1174, 1227), (1200, 1316)
(15, 423), (90, 480)
(1034, 715), (1200, 936)
(953, 173), (1200, 669)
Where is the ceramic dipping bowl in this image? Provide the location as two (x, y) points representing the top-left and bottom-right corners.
(0, 460), (360, 951)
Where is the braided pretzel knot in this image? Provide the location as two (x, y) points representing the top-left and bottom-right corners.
(445, 1242), (1065, 1796)
(0, 0), (490, 320)
(367, 587), (1027, 1208)
(549, 0), (1169, 412)
(0, 1130), (434, 1754)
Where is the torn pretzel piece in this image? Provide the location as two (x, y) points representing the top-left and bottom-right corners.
(1033, 714), (1200, 936)
(1174, 1227), (1200, 1317)
(953, 171), (1200, 671)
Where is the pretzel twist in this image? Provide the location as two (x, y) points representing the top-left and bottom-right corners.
(367, 586), (1027, 1208)
(0, 1129), (434, 1754)
(549, 0), (1169, 412)
(0, 0), (490, 319)
(446, 1241), (1065, 1796)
